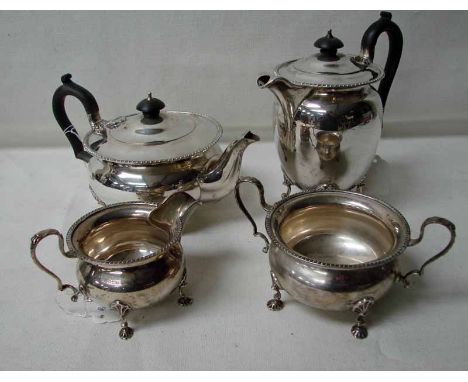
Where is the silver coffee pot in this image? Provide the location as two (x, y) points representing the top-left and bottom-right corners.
(258, 12), (403, 194)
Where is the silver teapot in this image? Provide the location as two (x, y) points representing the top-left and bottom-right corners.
(52, 74), (259, 205)
(258, 12), (403, 194)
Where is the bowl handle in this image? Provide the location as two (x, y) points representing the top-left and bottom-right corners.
(398, 217), (456, 287)
(30, 229), (81, 301)
(235, 176), (272, 253)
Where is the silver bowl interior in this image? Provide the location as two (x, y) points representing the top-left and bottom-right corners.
(68, 203), (179, 264)
(270, 191), (409, 267)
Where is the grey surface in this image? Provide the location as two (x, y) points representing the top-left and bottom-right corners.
(1, 129), (467, 370)
(1, 10), (468, 147)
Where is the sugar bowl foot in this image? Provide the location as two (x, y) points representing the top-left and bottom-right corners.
(350, 296), (374, 339)
(267, 271), (284, 311)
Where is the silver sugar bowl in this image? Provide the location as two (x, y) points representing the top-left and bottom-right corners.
(235, 177), (456, 339)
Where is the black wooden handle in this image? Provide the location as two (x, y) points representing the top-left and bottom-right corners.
(52, 74), (100, 162)
(360, 11), (403, 109)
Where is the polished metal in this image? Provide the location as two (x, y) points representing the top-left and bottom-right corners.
(29, 132), (258, 339)
(110, 300), (134, 340)
(266, 271), (284, 311)
(235, 176), (456, 338)
(257, 14), (402, 191)
(350, 297), (374, 339)
(258, 75), (382, 191)
(52, 74), (259, 205)
(88, 131), (258, 205)
(30, 202), (188, 339)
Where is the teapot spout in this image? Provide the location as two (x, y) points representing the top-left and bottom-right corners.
(147, 131), (259, 233)
(198, 131), (259, 203)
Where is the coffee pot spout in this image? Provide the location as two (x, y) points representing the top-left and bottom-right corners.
(257, 74), (310, 133)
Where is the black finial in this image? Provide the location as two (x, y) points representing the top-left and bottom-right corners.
(314, 30), (344, 61)
(136, 93), (165, 125)
(380, 11), (392, 20)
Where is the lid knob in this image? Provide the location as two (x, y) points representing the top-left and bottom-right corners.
(136, 93), (165, 125)
(314, 30), (344, 61)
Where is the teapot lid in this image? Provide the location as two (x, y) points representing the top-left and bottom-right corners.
(83, 94), (222, 165)
(274, 30), (384, 88)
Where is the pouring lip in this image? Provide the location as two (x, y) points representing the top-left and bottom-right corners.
(65, 201), (184, 269)
(265, 189), (410, 271)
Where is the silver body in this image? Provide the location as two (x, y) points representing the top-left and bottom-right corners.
(261, 77), (383, 190)
(87, 145), (222, 205)
(235, 177), (456, 338)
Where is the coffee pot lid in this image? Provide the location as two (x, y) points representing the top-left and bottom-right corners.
(83, 94), (222, 165)
(274, 30), (384, 88)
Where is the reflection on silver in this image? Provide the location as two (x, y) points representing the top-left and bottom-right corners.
(235, 176), (456, 339)
(258, 75), (382, 191)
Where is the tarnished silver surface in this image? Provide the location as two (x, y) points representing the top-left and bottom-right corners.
(235, 176), (456, 338)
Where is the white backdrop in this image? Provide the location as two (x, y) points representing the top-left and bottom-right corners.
(1, 10), (467, 148)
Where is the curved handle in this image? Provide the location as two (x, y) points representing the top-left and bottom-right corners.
(235, 176), (272, 253)
(30, 229), (81, 301)
(398, 217), (456, 287)
(360, 11), (403, 109)
(52, 73), (101, 162)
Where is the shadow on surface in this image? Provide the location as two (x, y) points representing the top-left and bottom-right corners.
(130, 250), (237, 330)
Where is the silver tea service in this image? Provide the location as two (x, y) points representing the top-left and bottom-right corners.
(258, 12), (403, 193)
(235, 177), (456, 339)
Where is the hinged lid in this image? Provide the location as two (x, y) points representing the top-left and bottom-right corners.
(274, 30), (384, 88)
(83, 95), (222, 165)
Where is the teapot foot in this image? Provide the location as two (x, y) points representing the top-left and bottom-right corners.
(350, 296), (374, 339)
(267, 271), (284, 311)
(177, 268), (193, 307)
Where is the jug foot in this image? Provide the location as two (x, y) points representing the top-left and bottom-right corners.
(177, 269), (193, 307)
(110, 300), (133, 340)
(267, 271), (284, 311)
(350, 296), (374, 339)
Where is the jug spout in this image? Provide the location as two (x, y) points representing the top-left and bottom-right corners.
(257, 74), (291, 112)
(198, 131), (260, 203)
(147, 191), (198, 234)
